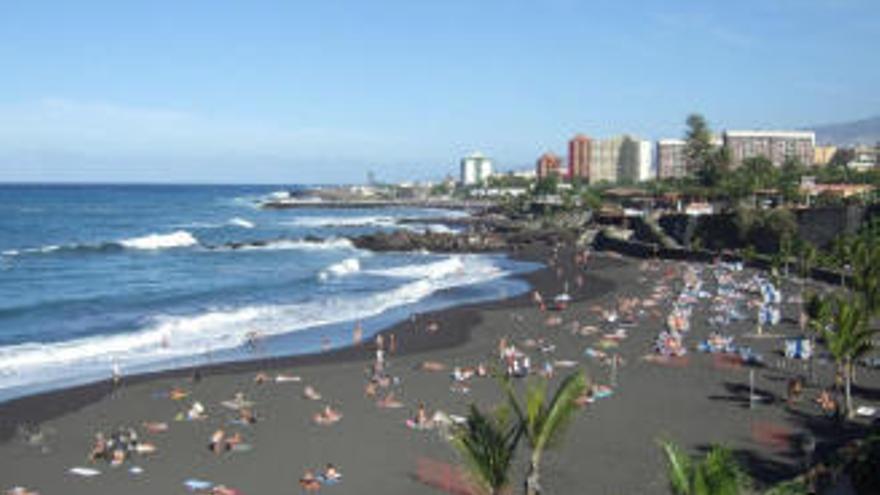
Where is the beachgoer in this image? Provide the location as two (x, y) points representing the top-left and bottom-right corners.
(816, 389), (840, 419)
(322, 463), (342, 482)
(300, 469), (321, 492)
(415, 402), (429, 427)
(89, 433), (107, 462)
(375, 348), (385, 374)
(209, 429), (225, 454)
(377, 392), (403, 409)
(389, 333), (397, 354)
(304, 385), (322, 401)
(254, 372), (269, 385)
(314, 405), (342, 425)
(111, 361), (122, 388)
(787, 377), (804, 405)
(239, 407), (257, 424)
(353, 320), (363, 345)
(364, 381), (377, 397)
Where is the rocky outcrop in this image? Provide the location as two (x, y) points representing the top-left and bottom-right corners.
(349, 230), (507, 253)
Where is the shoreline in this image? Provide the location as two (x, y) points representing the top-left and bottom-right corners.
(2, 241), (876, 494)
(0, 242), (567, 444)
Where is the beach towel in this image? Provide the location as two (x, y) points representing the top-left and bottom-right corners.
(68, 467), (101, 477)
(856, 406), (876, 417)
(554, 360), (579, 368)
(183, 479), (213, 491)
(221, 399), (254, 411)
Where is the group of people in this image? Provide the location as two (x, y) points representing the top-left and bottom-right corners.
(89, 427), (155, 465)
(300, 464), (342, 492)
(499, 337), (531, 378)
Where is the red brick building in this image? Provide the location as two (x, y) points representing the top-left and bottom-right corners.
(536, 152), (562, 179)
(568, 134), (591, 180)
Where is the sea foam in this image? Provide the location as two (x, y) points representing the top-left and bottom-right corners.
(118, 231), (199, 250)
(0, 254), (509, 395)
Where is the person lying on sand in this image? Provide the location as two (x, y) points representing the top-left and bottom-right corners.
(169, 387), (189, 401)
(239, 407), (258, 425)
(300, 469), (321, 492)
(187, 405), (206, 421)
(209, 485), (242, 495)
(303, 385), (322, 401)
(407, 402), (435, 430)
(320, 463), (342, 484)
(420, 361), (446, 372)
(5, 487), (40, 495)
(142, 421), (168, 433)
(222, 392), (253, 411)
(377, 392), (403, 409)
(364, 381), (377, 398)
(313, 405), (343, 425)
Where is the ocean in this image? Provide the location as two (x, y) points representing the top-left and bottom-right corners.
(0, 184), (536, 402)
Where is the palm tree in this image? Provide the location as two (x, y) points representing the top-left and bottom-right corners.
(505, 371), (588, 495)
(660, 441), (746, 495)
(850, 239), (880, 317)
(822, 296), (876, 419)
(831, 237), (853, 288)
(799, 243), (818, 383)
(451, 404), (522, 495)
(779, 233), (793, 277)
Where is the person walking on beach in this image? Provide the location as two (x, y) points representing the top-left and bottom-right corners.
(353, 320), (363, 345)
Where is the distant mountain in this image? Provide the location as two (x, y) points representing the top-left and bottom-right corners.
(807, 115), (880, 147)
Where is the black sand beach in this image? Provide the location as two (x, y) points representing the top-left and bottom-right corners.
(1, 245), (878, 494)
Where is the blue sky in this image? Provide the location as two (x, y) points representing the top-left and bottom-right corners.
(0, 0), (877, 183)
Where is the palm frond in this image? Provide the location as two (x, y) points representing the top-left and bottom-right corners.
(660, 440), (693, 495)
(535, 371), (587, 451)
(451, 404), (521, 494)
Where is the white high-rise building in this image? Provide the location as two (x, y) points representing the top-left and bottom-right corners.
(460, 152), (493, 186)
(588, 136), (654, 183)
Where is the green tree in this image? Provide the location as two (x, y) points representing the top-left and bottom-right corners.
(850, 237), (880, 316)
(660, 441), (747, 495)
(740, 156), (777, 207)
(778, 156), (805, 204)
(451, 404), (522, 495)
(505, 371), (588, 495)
(533, 176), (559, 196)
(779, 232), (793, 277)
(821, 296), (876, 419)
(684, 114), (717, 186)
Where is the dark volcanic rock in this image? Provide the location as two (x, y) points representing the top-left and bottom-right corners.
(350, 230), (506, 253)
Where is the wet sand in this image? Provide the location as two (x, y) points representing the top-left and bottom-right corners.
(1, 245), (878, 494)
